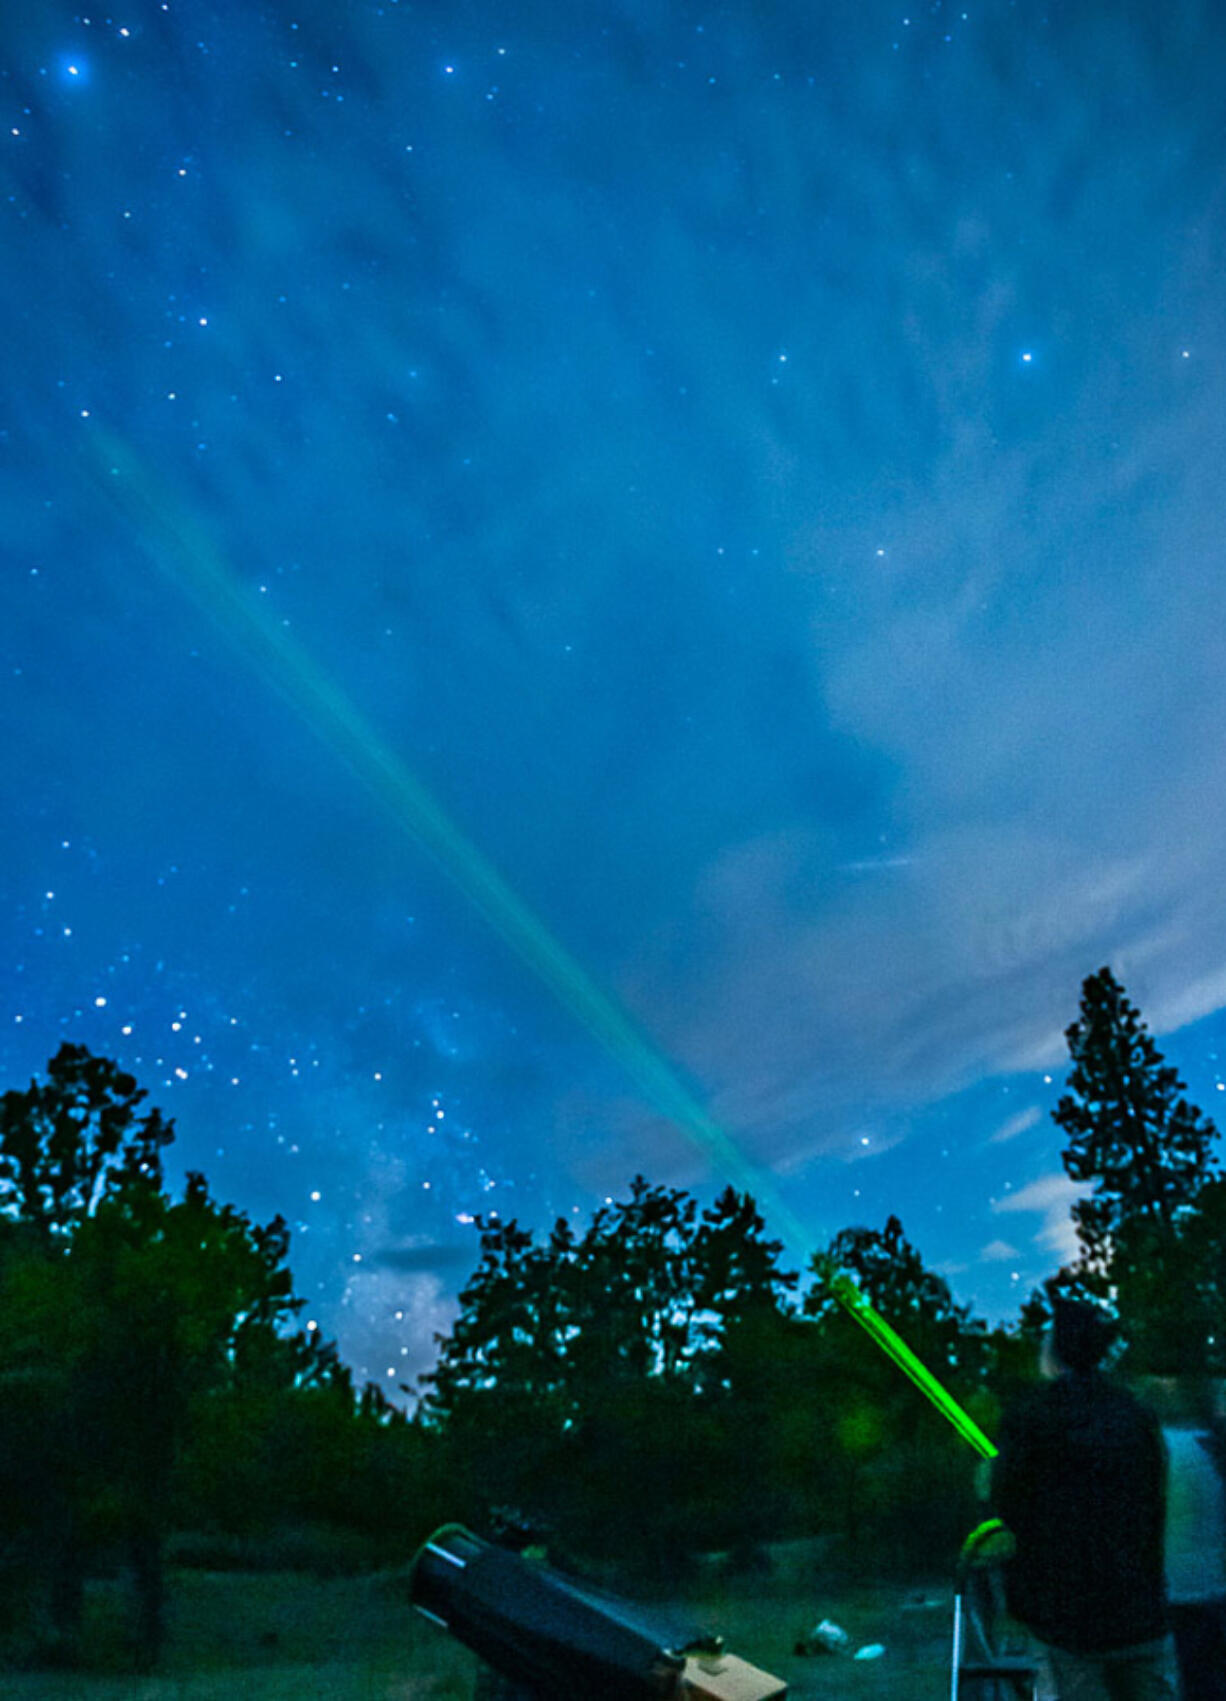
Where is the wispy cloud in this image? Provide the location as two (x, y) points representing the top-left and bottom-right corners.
(989, 1106), (1042, 1146)
(991, 1172), (1087, 1265)
(979, 1238), (1021, 1263)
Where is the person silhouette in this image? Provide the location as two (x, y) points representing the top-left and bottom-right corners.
(993, 1299), (1171, 1701)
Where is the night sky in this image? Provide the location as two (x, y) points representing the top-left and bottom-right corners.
(5, 0), (1226, 1396)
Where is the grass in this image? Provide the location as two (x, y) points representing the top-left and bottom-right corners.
(1, 1569), (479, 1700)
(0, 1562), (957, 1699)
(680, 1568), (954, 1701)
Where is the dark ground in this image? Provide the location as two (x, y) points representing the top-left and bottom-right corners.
(0, 1562), (958, 1699)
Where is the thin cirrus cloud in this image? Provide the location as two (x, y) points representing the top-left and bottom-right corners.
(988, 1107), (1042, 1146)
(991, 1173), (1088, 1265)
(978, 1239), (1021, 1264)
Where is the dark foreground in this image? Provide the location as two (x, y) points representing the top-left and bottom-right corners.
(0, 1565), (957, 1699)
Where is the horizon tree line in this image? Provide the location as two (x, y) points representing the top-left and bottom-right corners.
(0, 964), (1220, 1666)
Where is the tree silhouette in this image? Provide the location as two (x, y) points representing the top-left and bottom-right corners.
(424, 1213), (574, 1419)
(0, 1044), (173, 1244)
(806, 1213), (987, 1380)
(1052, 967), (1221, 1371)
(0, 1049), (314, 1665)
(1054, 966), (1219, 1263)
(422, 1176), (798, 1563)
(691, 1184), (797, 1393)
(424, 1176), (796, 1422)
(803, 1216), (987, 1562)
(562, 1181), (795, 1569)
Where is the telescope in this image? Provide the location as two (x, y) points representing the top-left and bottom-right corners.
(409, 1524), (787, 1701)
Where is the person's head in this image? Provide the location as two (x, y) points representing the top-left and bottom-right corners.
(1044, 1298), (1114, 1376)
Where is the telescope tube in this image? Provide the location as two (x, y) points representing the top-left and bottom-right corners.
(410, 1525), (686, 1700)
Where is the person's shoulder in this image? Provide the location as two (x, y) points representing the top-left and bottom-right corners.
(1089, 1376), (1166, 1445)
(1103, 1375), (1160, 1418)
(1017, 1372), (1151, 1423)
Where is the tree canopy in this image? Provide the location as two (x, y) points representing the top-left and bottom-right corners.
(1049, 967), (1222, 1373)
(422, 1174), (796, 1430)
(0, 1046), (323, 1662)
(0, 1044), (174, 1244)
(18, 966), (1226, 1663)
(1054, 966), (1219, 1268)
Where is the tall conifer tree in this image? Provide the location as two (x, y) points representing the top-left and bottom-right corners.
(1053, 967), (1219, 1275)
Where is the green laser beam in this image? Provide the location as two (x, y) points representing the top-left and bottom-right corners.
(817, 1260), (997, 1459)
(88, 426), (997, 1460)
